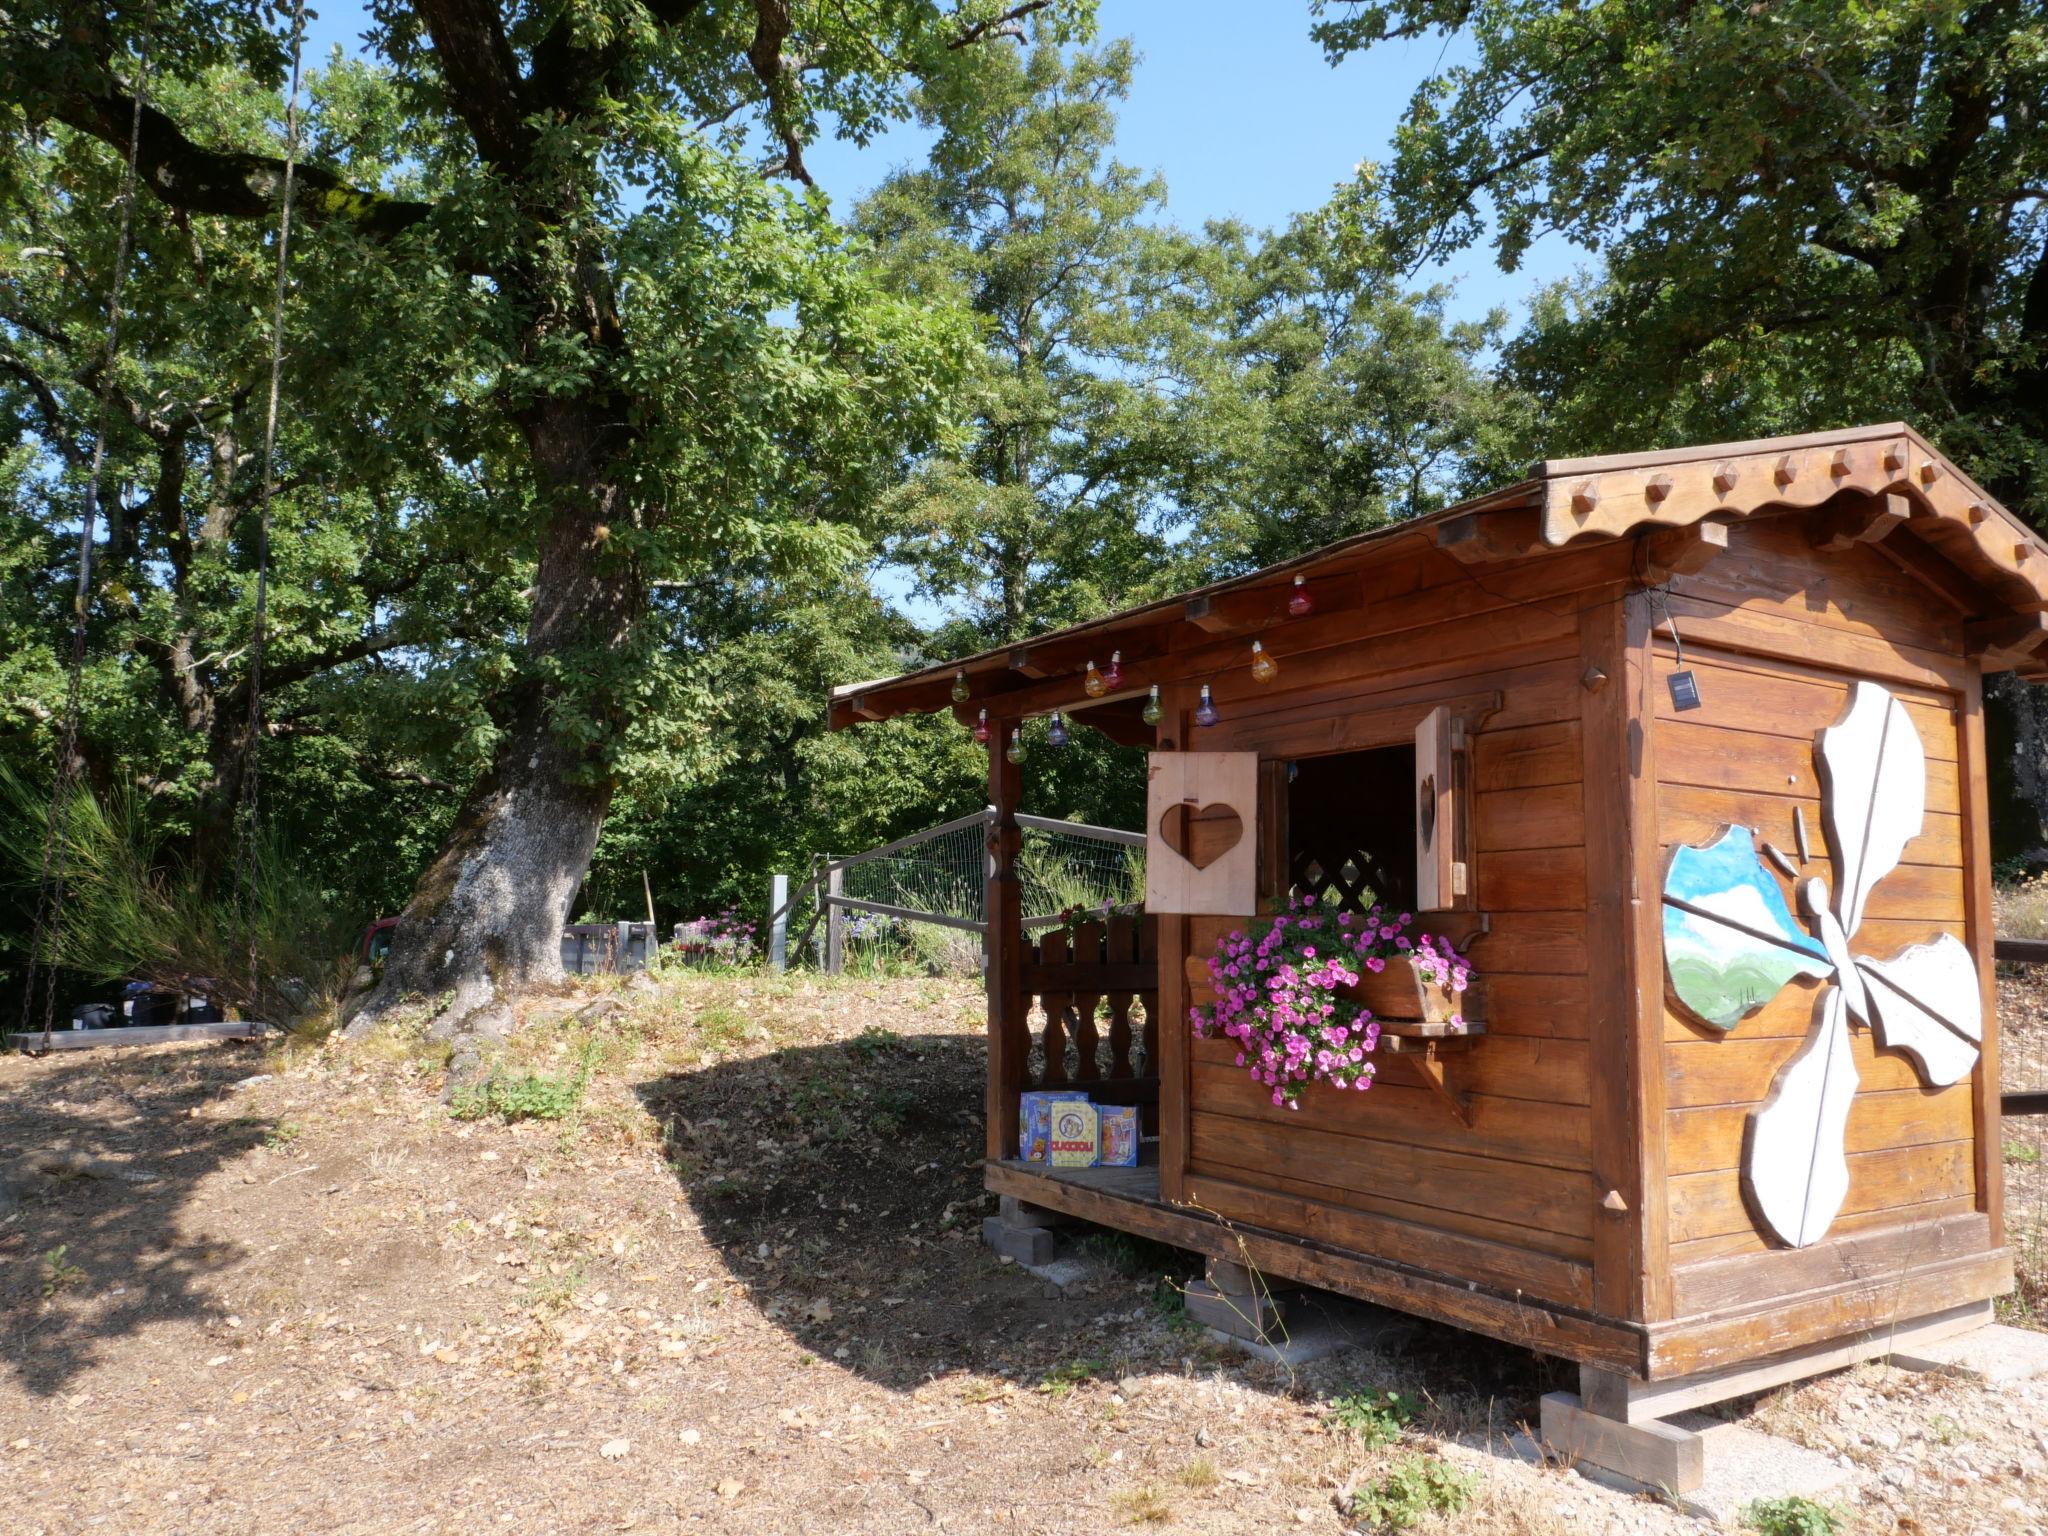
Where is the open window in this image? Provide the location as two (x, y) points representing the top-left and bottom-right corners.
(1147, 700), (1486, 919)
(1283, 743), (1417, 912)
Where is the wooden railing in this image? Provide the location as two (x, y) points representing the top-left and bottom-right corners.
(1995, 938), (2048, 1118)
(1013, 913), (1160, 1123)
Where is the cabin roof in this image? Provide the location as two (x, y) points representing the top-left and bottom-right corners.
(829, 421), (2048, 729)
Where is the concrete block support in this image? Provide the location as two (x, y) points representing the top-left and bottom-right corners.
(1540, 1392), (1705, 1493)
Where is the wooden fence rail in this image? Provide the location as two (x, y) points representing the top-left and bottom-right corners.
(1994, 938), (2048, 1117)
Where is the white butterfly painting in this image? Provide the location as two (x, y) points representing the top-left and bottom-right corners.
(1661, 682), (1983, 1248)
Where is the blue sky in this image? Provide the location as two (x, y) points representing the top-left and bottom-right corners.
(300, 1), (1582, 329)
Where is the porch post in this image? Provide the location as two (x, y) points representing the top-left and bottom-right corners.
(985, 721), (1026, 1161)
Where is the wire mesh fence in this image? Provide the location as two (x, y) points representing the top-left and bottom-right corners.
(829, 813), (1145, 930)
(837, 813), (987, 928)
(785, 810), (1147, 975)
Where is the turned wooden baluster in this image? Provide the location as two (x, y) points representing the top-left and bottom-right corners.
(1038, 928), (1070, 1085)
(1070, 919), (1103, 1082)
(1105, 912), (1136, 1078)
(1137, 913), (1160, 1080)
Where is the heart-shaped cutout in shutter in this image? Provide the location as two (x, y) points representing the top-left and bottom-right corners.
(1159, 801), (1244, 871)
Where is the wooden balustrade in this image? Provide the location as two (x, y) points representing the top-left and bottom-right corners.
(1002, 914), (1160, 1129)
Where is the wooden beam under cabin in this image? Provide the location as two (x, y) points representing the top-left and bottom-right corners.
(1179, 570), (1353, 636)
(1639, 519), (1728, 584)
(1066, 695), (1156, 748)
(1964, 611), (2048, 671)
(1435, 506), (1545, 564)
(1809, 491), (1909, 553)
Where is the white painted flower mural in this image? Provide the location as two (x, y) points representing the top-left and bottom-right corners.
(1661, 681), (1983, 1249)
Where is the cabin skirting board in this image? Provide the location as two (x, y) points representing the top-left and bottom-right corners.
(986, 1159), (2011, 1381)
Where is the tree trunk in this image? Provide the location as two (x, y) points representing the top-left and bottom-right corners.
(349, 397), (640, 1035)
(349, 684), (614, 1028)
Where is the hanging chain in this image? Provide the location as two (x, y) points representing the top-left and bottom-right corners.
(235, 0), (307, 1013)
(19, 0), (157, 1052)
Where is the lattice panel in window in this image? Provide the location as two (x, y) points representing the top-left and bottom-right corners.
(1290, 844), (1412, 915)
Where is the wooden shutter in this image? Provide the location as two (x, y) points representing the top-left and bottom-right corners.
(1414, 705), (1467, 911)
(1144, 751), (1258, 915)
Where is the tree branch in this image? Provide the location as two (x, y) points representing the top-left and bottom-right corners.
(408, 0), (537, 168)
(0, 348), (86, 466)
(55, 86), (434, 238)
(747, 0), (813, 185)
(948, 1), (1054, 49)
(259, 719), (458, 793)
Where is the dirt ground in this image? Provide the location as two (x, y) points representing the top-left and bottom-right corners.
(3, 970), (2047, 1535)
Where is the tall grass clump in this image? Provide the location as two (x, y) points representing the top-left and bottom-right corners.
(1015, 837), (1144, 921)
(0, 766), (354, 1029)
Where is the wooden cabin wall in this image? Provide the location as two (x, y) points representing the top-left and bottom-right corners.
(1163, 539), (1639, 1315)
(1648, 514), (2003, 1327)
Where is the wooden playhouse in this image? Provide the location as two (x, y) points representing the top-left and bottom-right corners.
(829, 422), (2031, 1485)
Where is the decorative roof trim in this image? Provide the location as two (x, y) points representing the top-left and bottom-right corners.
(830, 423), (2044, 725)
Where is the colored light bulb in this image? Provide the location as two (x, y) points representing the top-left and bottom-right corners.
(1005, 727), (1026, 764)
(1250, 640), (1278, 684)
(973, 707), (990, 744)
(1104, 650), (1124, 690)
(1047, 711), (1070, 748)
(950, 669), (970, 703)
(1141, 685), (1163, 726)
(1288, 574), (1313, 617)
(1194, 685), (1220, 727)
(1083, 660), (1106, 698)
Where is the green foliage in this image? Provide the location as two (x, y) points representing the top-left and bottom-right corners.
(1173, 171), (1534, 573)
(451, 1039), (599, 1124)
(1315, 0), (2048, 516)
(1739, 1495), (1848, 1536)
(40, 1245), (85, 1298)
(0, 765), (356, 1025)
(1347, 1454), (1479, 1531)
(1323, 1388), (1417, 1448)
(859, 40), (1196, 641)
(1015, 836), (1144, 921)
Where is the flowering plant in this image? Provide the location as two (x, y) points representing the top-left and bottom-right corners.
(1191, 896), (1473, 1109)
(672, 907), (757, 963)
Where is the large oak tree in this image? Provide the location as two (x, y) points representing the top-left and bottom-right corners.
(4, 0), (1080, 1033)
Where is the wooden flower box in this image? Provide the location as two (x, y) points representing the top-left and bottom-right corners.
(1182, 948), (1482, 1028)
(1342, 955), (1460, 1024)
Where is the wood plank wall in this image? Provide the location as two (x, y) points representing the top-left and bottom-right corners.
(1654, 518), (1984, 1312)
(1172, 539), (1634, 1313)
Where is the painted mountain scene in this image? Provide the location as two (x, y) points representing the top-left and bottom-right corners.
(1662, 827), (1831, 1031)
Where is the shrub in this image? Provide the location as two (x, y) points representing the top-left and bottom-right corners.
(1739, 1496), (1847, 1536)
(1349, 1455), (1478, 1531)
(0, 767), (355, 1029)
(1323, 1387), (1416, 1448)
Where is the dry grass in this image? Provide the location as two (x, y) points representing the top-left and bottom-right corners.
(1, 968), (2044, 1534)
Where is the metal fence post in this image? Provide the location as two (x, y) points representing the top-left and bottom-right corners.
(825, 864), (845, 976)
(769, 873), (789, 972)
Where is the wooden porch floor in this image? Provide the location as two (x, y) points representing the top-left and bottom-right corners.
(990, 1144), (1162, 1205)
(983, 1139), (1649, 1376)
